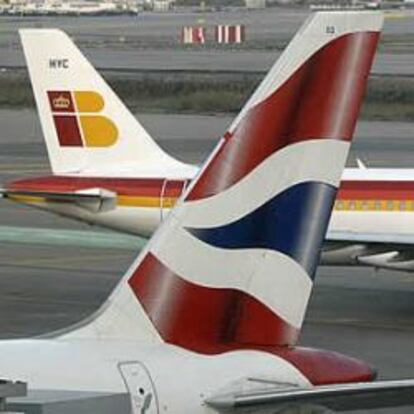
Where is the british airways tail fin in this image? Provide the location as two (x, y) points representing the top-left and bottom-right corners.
(19, 29), (191, 178)
(58, 12), (383, 348)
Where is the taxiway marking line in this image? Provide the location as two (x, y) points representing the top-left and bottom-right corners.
(0, 225), (146, 250)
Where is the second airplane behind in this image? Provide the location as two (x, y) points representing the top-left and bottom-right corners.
(3, 27), (413, 272)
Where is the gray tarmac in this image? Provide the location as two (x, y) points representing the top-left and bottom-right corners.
(2, 44), (414, 76)
(1, 9), (414, 75)
(1, 109), (414, 169)
(0, 109), (414, 413)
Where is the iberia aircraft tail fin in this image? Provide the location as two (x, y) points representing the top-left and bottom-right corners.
(57, 11), (382, 346)
(19, 29), (191, 178)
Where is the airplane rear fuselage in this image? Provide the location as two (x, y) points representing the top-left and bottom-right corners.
(0, 339), (374, 413)
(6, 169), (414, 240)
(5, 175), (189, 237)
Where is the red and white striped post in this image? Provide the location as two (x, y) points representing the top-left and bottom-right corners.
(181, 26), (207, 44)
(215, 24), (246, 44)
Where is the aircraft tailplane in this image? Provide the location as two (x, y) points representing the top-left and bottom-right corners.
(20, 29), (189, 177)
(56, 12), (383, 346)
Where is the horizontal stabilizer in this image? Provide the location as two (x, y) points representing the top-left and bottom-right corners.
(20, 29), (190, 176)
(206, 379), (414, 412)
(325, 230), (414, 271)
(1, 187), (116, 213)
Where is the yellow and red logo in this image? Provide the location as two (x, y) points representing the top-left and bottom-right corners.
(47, 90), (118, 148)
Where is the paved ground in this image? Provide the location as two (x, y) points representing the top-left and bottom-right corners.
(1, 109), (414, 170)
(1, 9), (414, 75)
(0, 109), (414, 412)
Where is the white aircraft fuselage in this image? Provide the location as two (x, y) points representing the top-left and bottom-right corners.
(0, 338), (375, 413)
(6, 166), (414, 238)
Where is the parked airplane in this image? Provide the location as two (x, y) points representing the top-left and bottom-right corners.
(0, 12), (414, 414)
(2, 11), (414, 413)
(324, 166), (414, 271)
(2, 17), (413, 272)
(3, 27), (197, 237)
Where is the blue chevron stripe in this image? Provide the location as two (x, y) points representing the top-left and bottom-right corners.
(186, 182), (336, 278)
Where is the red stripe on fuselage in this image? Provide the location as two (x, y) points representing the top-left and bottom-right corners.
(187, 32), (380, 201)
(338, 180), (414, 200)
(7, 176), (187, 198)
(9, 176), (412, 204)
(129, 253), (299, 351)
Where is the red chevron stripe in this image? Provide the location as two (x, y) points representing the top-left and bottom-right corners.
(187, 32), (380, 201)
(128, 253), (299, 352)
(128, 256), (374, 385)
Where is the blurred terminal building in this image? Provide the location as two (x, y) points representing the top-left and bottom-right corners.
(0, 0), (177, 14)
(0, 0), (413, 16)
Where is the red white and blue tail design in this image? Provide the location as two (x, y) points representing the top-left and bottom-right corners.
(60, 12), (383, 351)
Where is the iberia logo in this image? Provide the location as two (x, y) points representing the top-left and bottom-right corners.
(47, 91), (118, 147)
